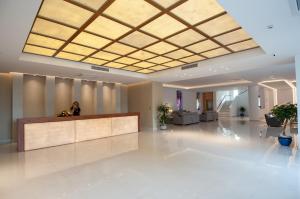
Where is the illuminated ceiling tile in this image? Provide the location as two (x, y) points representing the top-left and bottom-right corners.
(172, 0), (224, 25)
(149, 65), (169, 71)
(120, 31), (158, 48)
(56, 52), (85, 61)
(145, 42), (178, 54)
(201, 48), (230, 58)
(72, 0), (106, 11)
(104, 43), (137, 55)
(27, 33), (64, 49)
(163, 60), (185, 67)
(103, 0), (160, 27)
(32, 18), (76, 40)
(104, 62), (126, 68)
(141, 14), (186, 38)
(83, 57), (107, 65)
(214, 29), (250, 45)
(186, 40), (219, 53)
(115, 57), (140, 65)
(167, 29), (205, 46)
(128, 50), (156, 60)
(123, 66), (141, 72)
(180, 55), (205, 63)
(63, 43), (96, 56)
(165, 49), (193, 59)
(92, 51), (120, 60)
(39, 0), (93, 28)
(86, 16), (131, 39)
(134, 61), (155, 68)
(197, 14), (240, 36)
(148, 56), (172, 64)
(227, 39), (258, 52)
(72, 32), (111, 49)
(138, 69), (154, 74)
(23, 44), (55, 56)
(152, 0), (181, 8)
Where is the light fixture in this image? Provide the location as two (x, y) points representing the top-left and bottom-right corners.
(22, 0), (259, 74)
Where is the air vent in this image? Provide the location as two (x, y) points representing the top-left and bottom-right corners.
(181, 64), (198, 70)
(289, 0), (300, 15)
(91, 65), (109, 72)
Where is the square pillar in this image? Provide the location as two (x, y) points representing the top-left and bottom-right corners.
(295, 55), (300, 145)
(12, 73), (23, 142)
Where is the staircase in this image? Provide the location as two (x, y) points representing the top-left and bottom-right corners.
(218, 101), (232, 117)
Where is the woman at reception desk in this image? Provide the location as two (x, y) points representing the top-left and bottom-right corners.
(17, 112), (140, 152)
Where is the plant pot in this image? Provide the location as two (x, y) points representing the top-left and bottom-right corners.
(160, 124), (167, 130)
(278, 134), (292, 146)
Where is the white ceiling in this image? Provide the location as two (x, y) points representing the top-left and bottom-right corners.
(0, 0), (298, 85)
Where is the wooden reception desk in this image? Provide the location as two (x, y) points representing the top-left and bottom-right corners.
(17, 112), (140, 152)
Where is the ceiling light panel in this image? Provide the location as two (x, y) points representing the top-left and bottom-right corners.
(137, 69), (154, 74)
(72, 32), (111, 49)
(201, 48), (230, 58)
(197, 14), (240, 36)
(83, 57), (108, 65)
(214, 29), (250, 45)
(163, 60), (185, 67)
(103, 0), (160, 27)
(227, 39), (258, 52)
(167, 29), (206, 46)
(86, 16), (131, 39)
(39, 0), (93, 28)
(72, 0), (107, 11)
(56, 52), (85, 61)
(148, 56), (173, 64)
(92, 51), (121, 60)
(23, 45), (56, 56)
(165, 49), (193, 59)
(172, 0), (225, 25)
(63, 43), (96, 56)
(27, 33), (64, 49)
(120, 31), (158, 48)
(23, 0), (260, 74)
(186, 40), (219, 53)
(104, 43), (137, 55)
(141, 14), (187, 38)
(180, 55), (205, 63)
(149, 65), (169, 71)
(145, 42), (178, 54)
(32, 18), (76, 40)
(128, 50), (156, 60)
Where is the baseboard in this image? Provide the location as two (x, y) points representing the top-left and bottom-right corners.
(0, 139), (11, 144)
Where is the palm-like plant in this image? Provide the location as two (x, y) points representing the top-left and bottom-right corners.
(271, 103), (297, 135)
(157, 104), (170, 127)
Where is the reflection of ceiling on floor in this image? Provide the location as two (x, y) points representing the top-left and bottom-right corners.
(22, 0), (259, 74)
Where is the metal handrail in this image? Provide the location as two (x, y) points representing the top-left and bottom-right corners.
(216, 89), (248, 111)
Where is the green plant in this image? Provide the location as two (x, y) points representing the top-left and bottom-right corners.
(271, 103), (297, 135)
(157, 104), (170, 126)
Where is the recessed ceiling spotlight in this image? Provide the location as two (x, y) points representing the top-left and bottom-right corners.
(266, 25), (274, 30)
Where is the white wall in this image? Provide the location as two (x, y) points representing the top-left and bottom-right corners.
(55, 77), (73, 114)
(80, 80), (96, 115)
(277, 88), (293, 105)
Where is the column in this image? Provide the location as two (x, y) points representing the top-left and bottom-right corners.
(72, 79), (81, 103)
(45, 76), (55, 116)
(12, 73), (23, 142)
(95, 81), (104, 114)
(295, 55), (300, 144)
(248, 85), (261, 121)
(114, 83), (121, 113)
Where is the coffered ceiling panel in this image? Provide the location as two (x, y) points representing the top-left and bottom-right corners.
(23, 0), (259, 74)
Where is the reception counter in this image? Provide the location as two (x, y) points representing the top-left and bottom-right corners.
(17, 112), (140, 152)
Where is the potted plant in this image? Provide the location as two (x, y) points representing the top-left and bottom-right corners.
(271, 103), (297, 146)
(239, 106), (246, 117)
(157, 104), (170, 130)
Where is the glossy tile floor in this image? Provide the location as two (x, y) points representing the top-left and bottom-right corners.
(0, 118), (299, 199)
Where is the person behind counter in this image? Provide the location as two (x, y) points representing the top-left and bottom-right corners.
(70, 101), (81, 116)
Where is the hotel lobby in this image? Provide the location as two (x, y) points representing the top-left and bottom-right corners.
(0, 0), (300, 198)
